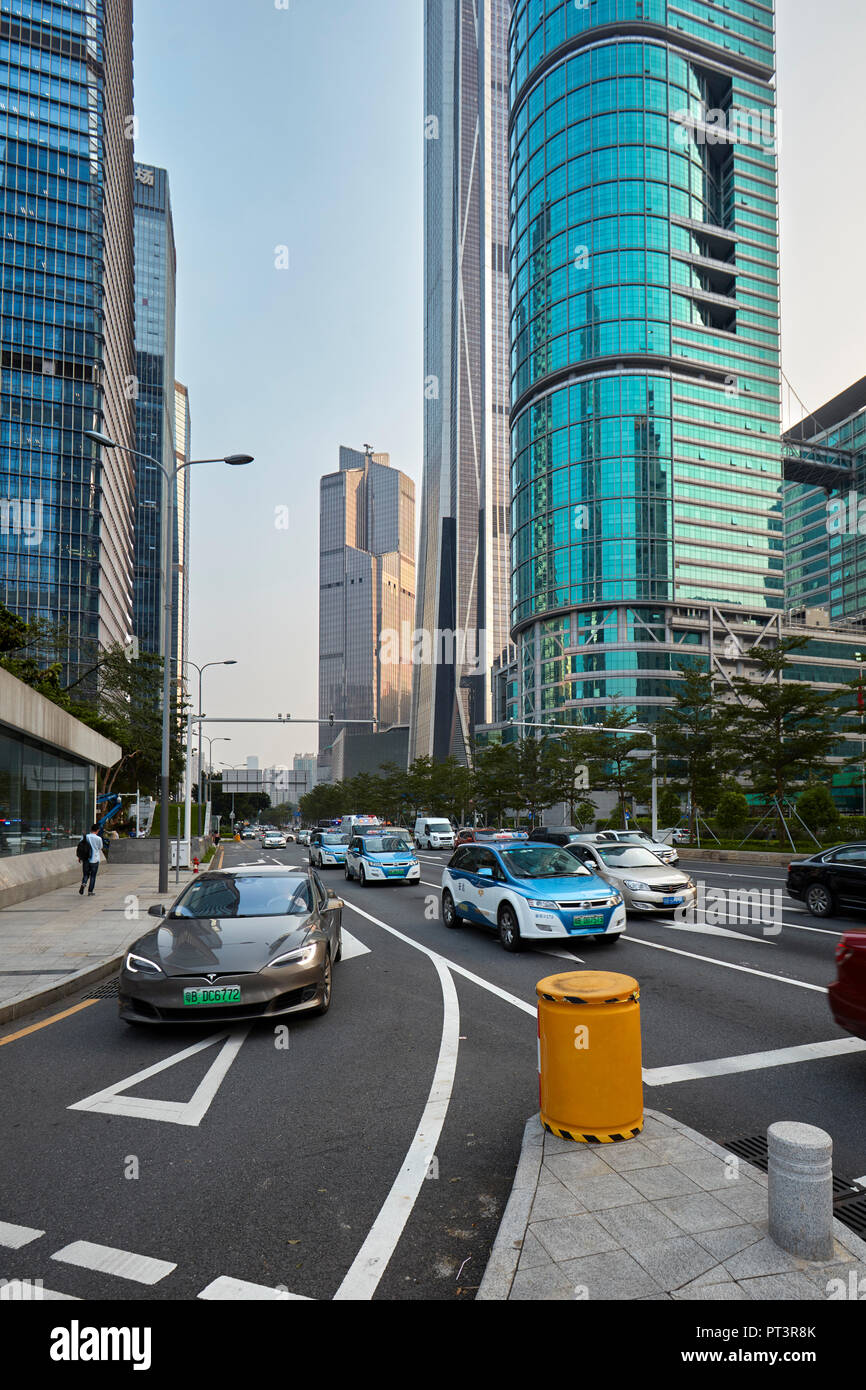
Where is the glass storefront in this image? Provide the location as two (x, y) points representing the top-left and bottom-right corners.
(0, 728), (92, 859)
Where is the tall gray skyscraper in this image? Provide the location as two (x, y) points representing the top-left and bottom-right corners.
(0, 0), (136, 677)
(411, 0), (512, 766)
(318, 447), (416, 753)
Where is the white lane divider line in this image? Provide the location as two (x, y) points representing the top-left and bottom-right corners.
(344, 902), (537, 1019)
(854, 1175), (866, 1189)
(644, 1036), (866, 1087)
(0, 1220), (44, 1249)
(198, 1276), (310, 1301)
(68, 1027), (251, 1127)
(627, 937), (828, 993)
(51, 1240), (176, 1285)
(333, 951), (461, 1301)
(0, 1280), (78, 1301)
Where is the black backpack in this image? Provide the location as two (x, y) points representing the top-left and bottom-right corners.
(76, 836), (90, 863)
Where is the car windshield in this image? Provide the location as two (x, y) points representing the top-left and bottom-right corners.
(428, 822), (451, 832)
(322, 834), (349, 845)
(362, 836), (413, 853)
(597, 848), (663, 867)
(171, 874), (312, 918)
(501, 847), (590, 879)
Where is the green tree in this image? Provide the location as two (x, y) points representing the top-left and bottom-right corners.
(716, 789), (750, 840)
(796, 783), (840, 839)
(720, 638), (841, 845)
(583, 708), (652, 829)
(472, 741), (520, 824)
(547, 729), (599, 825)
(656, 666), (731, 840)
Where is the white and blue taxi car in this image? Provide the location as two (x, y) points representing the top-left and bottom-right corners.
(309, 830), (350, 870)
(441, 839), (626, 952)
(345, 829), (421, 887)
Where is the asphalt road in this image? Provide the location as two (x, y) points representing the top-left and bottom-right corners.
(0, 841), (863, 1302)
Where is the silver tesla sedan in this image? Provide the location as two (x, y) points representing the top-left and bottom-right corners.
(568, 842), (695, 913)
(118, 867), (342, 1025)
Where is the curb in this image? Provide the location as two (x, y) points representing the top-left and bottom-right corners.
(476, 1108), (866, 1301)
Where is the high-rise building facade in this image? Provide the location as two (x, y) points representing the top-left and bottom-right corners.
(133, 163), (176, 658)
(508, 0), (782, 729)
(783, 378), (866, 622)
(318, 447), (415, 753)
(0, 0), (136, 677)
(412, 0), (512, 767)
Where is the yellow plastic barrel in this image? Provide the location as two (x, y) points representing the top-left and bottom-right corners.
(536, 971), (643, 1144)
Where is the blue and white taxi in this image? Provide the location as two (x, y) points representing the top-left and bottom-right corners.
(441, 840), (626, 952)
(309, 830), (350, 870)
(345, 830), (421, 887)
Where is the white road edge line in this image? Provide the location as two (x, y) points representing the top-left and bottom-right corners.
(333, 949), (460, 1300)
(51, 1240), (176, 1285)
(643, 1036), (866, 1087)
(628, 937), (828, 992)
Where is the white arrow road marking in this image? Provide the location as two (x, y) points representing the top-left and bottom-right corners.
(198, 1276), (310, 1301)
(644, 1036), (866, 1087)
(333, 951), (460, 1301)
(0, 1221), (44, 1249)
(68, 1028), (251, 1127)
(339, 929), (370, 961)
(51, 1240), (176, 1285)
(651, 916), (776, 944)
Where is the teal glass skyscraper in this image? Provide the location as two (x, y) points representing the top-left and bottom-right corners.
(509, 0), (782, 726)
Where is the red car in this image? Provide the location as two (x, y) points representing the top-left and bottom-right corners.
(829, 931), (866, 1041)
(455, 827), (512, 846)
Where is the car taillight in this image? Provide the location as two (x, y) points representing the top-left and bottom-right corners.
(836, 943), (853, 965)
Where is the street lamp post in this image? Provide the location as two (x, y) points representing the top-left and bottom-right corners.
(86, 430), (253, 894)
(201, 736), (232, 807)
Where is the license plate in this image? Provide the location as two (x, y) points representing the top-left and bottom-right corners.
(663, 896), (684, 906)
(573, 914), (605, 928)
(385, 867), (404, 877)
(183, 986), (241, 1007)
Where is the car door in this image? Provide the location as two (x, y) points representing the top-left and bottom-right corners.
(826, 848), (866, 907)
(448, 848), (481, 921)
(312, 869), (340, 957)
(466, 847), (503, 924)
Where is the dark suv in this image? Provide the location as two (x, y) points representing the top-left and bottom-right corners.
(787, 844), (866, 917)
(530, 826), (582, 848)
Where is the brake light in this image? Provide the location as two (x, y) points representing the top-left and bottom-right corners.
(836, 943), (853, 965)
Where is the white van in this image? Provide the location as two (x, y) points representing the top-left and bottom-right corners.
(414, 816), (455, 850)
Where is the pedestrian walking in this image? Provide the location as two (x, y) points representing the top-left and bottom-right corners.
(77, 823), (104, 896)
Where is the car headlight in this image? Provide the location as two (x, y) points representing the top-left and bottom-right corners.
(528, 898), (558, 910)
(622, 880), (651, 892)
(125, 952), (163, 976)
(606, 894), (623, 907)
(268, 944), (318, 968)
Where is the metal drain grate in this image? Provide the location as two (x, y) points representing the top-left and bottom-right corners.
(89, 979), (119, 999)
(723, 1133), (866, 1235)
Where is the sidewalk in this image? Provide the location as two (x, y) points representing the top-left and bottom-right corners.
(0, 861), (187, 1024)
(478, 1110), (866, 1301)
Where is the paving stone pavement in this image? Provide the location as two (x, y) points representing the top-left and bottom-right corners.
(477, 1110), (866, 1302)
(0, 861), (193, 1022)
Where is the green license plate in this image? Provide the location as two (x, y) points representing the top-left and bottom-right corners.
(385, 868), (404, 876)
(183, 986), (241, 1007)
(573, 914), (605, 928)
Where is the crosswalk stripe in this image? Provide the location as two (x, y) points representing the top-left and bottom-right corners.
(198, 1276), (309, 1300)
(0, 1220), (44, 1249)
(0, 1280), (78, 1300)
(51, 1240), (176, 1285)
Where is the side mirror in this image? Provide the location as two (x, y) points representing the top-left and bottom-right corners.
(148, 904), (166, 918)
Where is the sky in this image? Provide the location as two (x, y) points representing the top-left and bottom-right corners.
(131, 0), (866, 772)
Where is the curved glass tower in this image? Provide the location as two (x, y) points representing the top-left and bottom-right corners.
(509, 0), (782, 727)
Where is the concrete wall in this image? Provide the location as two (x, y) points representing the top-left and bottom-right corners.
(0, 666), (121, 768)
(107, 836), (210, 865)
(0, 848), (81, 910)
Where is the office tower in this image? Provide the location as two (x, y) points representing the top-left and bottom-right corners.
(318, 447), (416, 752)
(783, 378), (866, 621)
(0, 0), (136, 677)
(133, 165), (176, 658)
(173, 381), (190, 699)
(508, 0), (782, 729)
(412, 0), (512, 766)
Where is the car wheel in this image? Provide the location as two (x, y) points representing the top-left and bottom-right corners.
(345, 864), (352, 881)
(359, 864), (367, 887)
(806, 882), (834, 918)
(442, 890), (462, 929)
(595, 933), (621, 947)
(312, 950), (332, 1015)
(498, 903), (523, 953)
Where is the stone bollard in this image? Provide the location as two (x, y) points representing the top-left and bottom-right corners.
(767, 1121), (834, 1262)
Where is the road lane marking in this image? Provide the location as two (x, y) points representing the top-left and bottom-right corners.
(643, 1036), (866, 1086)
(340, 929), (371, 961)
(652, 917), (776, 944)
(51, 1241), (176, 1285)
(198, 1276), (310, 1301)
(627, 937), (828, 992)
(68, 1028), (251, 1127)
(333, 952), (460, 1301)
(344, 902), (537, 1018)
(0, 1280), (78, 1301)
(0, 1221), (44, 1249)
(0, 1000), (97, 1047)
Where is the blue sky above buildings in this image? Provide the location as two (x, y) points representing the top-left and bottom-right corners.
(131, 0), (866, 768)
